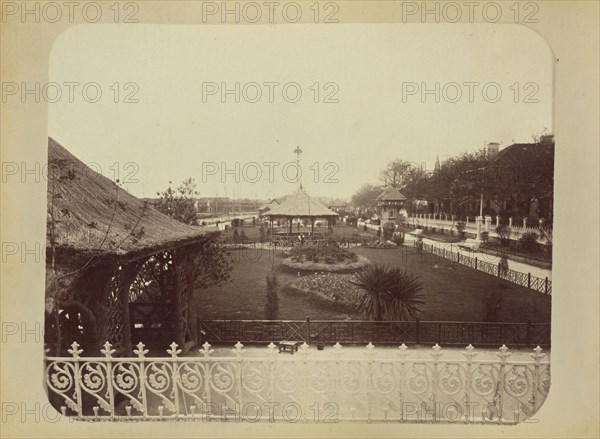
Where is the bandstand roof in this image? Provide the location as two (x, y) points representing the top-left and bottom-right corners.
(264, 188), (338, 218)
(377, 186), (407, 202)
(47, 137), (212, 265)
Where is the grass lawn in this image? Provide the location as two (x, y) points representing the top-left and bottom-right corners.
(192, 224), (550, 323)
(192, 248), (360, 320)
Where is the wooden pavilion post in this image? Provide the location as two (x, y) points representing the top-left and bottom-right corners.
(172, 250), (186, 350)
(116, 260), (146, 355)
(70, 264), (114, 354)
(171, 247), (197, 353)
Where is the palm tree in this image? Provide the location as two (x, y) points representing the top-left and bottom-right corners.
(351, 264), (424, 321)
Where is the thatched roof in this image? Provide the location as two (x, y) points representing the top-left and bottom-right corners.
(377, 186), (407, 202)
(47, 137), (211, 264)
(264, 188), (338, 218)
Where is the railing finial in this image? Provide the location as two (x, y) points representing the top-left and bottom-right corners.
(68, 341), (83, 359)
(200, 341), (214, 357)
(134, 342), (148, 359)
(101, 341), (115, 359)
(167, 342), (181, 358)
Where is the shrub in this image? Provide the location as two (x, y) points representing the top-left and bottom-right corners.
(232, 229), (239, 243)
(240, 230), (247, 242)
(265, 268), (279, 320)
(259, 225), (266, 242)
(495, 225), (511, 246)
(456, 221), (466, 239)
(519, 231), (539, 253)
(382, 221), (395, 240)
(392, 231), (405, 245)
(351, 264), (424, 321)
(480, 231), (489, 243)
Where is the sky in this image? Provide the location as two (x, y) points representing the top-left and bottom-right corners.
(48, 23), (553, 201)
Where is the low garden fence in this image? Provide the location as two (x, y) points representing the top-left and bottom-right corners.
(197, 319), (550, 348)
(422, 243), (551, 295)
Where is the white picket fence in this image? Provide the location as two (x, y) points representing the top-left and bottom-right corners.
(406, 215), (550, 242)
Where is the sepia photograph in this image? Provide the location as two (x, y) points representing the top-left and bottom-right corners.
(1, 1), (598, 438)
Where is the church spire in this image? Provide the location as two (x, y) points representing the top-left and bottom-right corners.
(434, 154), (441, 172)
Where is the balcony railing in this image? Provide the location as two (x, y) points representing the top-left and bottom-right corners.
(45, 341), (550, 424)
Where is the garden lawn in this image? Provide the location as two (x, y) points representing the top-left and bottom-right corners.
(192, 227), (550, 323)
(350, 245), (550, 322)
(192, 248), (361, 321)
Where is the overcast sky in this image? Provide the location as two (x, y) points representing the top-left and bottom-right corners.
(48, 24), (553, 201)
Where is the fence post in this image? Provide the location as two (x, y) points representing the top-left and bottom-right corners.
(544, 277), (549, 294)
(528, 273), (531, 289)
(306, 316), (311, 344)
(415, 318), (421, 344)
(497, 263), (501, 277)
(475, 257), (478, 270)
(457, 252), (460, 264)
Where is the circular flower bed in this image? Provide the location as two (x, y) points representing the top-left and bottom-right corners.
(290, 272), (366, 304)
(282, 253), (370, 272)
(363, 240), (398, 249)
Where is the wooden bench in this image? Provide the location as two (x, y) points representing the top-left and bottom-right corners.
(278, 340), (302, 354)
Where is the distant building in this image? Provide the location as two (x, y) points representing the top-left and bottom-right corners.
(196, 197), (260, 214)
(377, 186), (408, 223)
(486, 142), (500, 156)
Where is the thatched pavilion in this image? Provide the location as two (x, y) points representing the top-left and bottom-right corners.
(45, 137), (216, 356)
(264, 187), (338, 238)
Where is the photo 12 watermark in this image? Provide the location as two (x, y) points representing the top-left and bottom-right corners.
(201, 161), (339, 185)
(1, 161), (139, 184)
(1, 82), (140, 104)
(201, 82), (339, 104)
(1, 1), (139, 24)
(401, 82), (540, 104)
(200, 1), (339, 24)
(399, 1), (540, 24)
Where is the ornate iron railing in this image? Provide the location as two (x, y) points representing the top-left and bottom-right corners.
(422, 243), (551, 295)
(45, 341), (550, 424)
(197, 319), (551, 347)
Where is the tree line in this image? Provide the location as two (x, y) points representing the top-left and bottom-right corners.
(351, 134), (554, 224)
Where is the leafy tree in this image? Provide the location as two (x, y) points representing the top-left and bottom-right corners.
(379, 159), (415, 189)
(351, 183), (382, 211)
(155, 178), (199, 225)
(351, 264), (424, 321)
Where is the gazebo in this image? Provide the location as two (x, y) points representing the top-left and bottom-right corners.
(264, 187), (338, 240)
(377, 186), (407, 223)
(45, 137), (217, 356)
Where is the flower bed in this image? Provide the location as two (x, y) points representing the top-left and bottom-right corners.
(363, 240), (398, 249)
(290, 272), (366, 304)
(282, 254), (371, 272)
